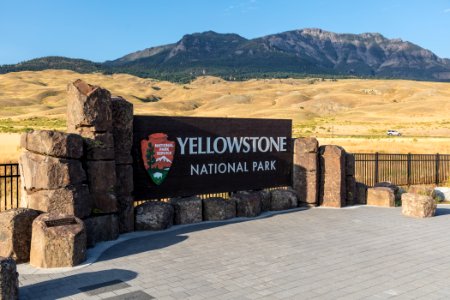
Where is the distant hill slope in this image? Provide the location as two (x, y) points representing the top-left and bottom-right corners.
(0, 56), (102, 74)
(2, 29), (450, 82)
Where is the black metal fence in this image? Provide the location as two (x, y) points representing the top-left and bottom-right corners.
(2, 154), (449, 211)
(0, 163), (20, 212)
(354, 153), (450, 187)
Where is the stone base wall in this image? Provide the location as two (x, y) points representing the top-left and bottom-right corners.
(135, 188), (300, 231)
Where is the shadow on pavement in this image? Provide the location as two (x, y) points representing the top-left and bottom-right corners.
(20, 269), (137, 299)
(435, 207), (450, 216)
(97, 208), (310, 262)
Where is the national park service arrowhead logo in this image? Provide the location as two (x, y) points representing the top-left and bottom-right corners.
(141, 133), (175, 185)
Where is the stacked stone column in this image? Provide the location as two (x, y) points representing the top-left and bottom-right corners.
(345, 153), (356, 206)
(19, 130), (92, 218)
(111, 97), (134, 233)
(16, 130), (90, 267)
(319, 145), (347, 207)
(293, 138), (319, 206)
(67, 80), (134, 241)
(67, 80), (117, 214)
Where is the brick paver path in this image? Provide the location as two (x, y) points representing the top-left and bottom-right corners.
(18, 205), (450, 299)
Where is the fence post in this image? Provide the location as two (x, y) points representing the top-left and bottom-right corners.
(407, 153), (412, 186)
(374, 152), (379, 185)
(436, 153), (440, 185)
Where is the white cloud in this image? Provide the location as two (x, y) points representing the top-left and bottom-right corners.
(444, 8), (450, 13)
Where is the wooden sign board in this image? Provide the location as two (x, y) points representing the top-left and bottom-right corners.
(133, 116), (292, 200)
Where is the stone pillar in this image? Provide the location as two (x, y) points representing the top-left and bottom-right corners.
(111, 97), (134, 233)
(0, 208), (40, 263)
(345, 153), (356, 206)
(0, 257), (19, 300)
(19, 130), (92, 219)
(67, 80), (117, 214)
(293, 138), (319, 206)
(319, 145), (346, 207)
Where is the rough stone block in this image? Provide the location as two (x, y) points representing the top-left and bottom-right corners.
(21, 130), (83, 159)
(294, 137), (319, 154)
(30, 214), (86, 268)
(202, 198), (236, 221)
(111, 96), (133, 163)
(171, 196), (202, 225)
(270, 189), (298, 210)
(66, 79), (112, 132)
(319, 145), (346, 208)
(345, 153), (355, 176)
(115, 164), (133, 196)
(259, 190), (271, 212)
(367, 187), (395, 207)
(19, 151), (86, 191)
(294, 152), (318, 172)
(355, 182), (368, 204)
(402, 193), (436, 218)
(293, 171), (318, 205)
(117, 198), (134, 233)
(346, 176), (356, 206)
(0, 257), (19, 300)
(135, 201), (174, 231)
(86, 160), (116, 193)
(0, 208), (40, 263)
(374, 181), (402, 202)
(234, 190), (271, 212)
(234, 192), (262, 218)
(433, 187), (450, 201)
(82, 131), (115, 160)
(408, 185), (435, 197)
(22, 185), (92, 219)
(91, 192), (118, 214)
(83, 214), (119, 247)
(86, 160), (117, 213)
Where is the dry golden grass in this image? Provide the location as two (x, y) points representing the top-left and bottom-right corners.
(1, 70), (450, 157)
(0, 133), (21, 163)
(318, 137), (450, 154)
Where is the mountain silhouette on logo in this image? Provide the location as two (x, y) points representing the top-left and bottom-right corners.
(156, 156), (172, 163)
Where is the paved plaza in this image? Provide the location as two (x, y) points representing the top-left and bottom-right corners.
(18, 205), (450, 299)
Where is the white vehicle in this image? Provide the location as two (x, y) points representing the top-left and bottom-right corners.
(387, 130), (402, 136)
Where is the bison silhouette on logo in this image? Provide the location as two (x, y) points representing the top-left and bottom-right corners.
(141, 133), (175, 185)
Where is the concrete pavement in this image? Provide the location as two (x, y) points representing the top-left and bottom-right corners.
(18, 205), (450, 299)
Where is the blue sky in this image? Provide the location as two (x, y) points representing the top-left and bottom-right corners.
(1, 0), (450, 64)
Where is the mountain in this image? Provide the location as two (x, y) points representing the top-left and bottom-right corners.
(2, 29), (450, 82)
(0, 56), (101, 74)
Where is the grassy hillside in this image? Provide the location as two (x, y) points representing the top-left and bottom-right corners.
(0, 69), (449, 162)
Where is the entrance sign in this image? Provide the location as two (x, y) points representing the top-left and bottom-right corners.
(133, 116), (292, 199)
